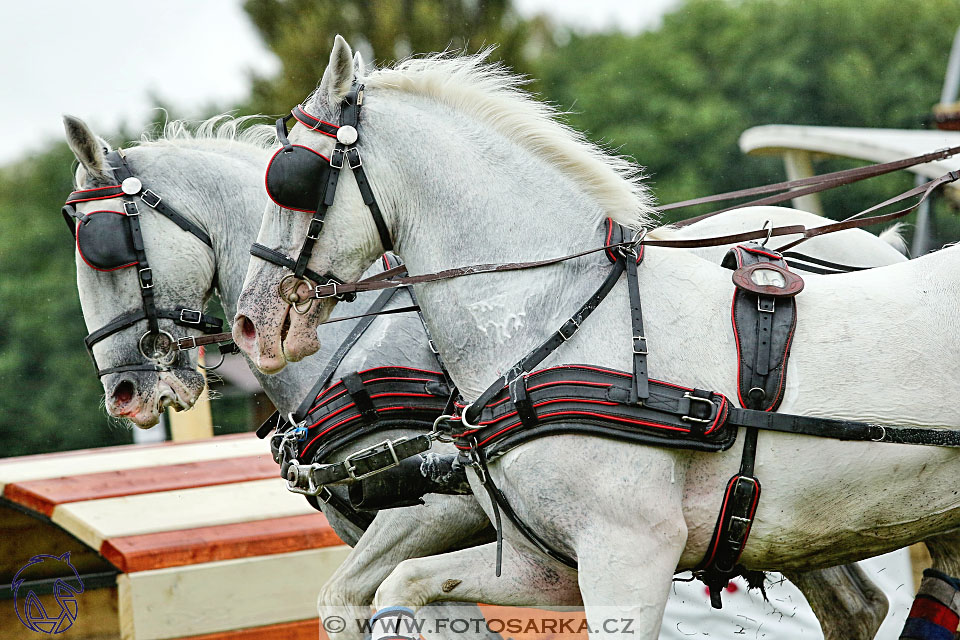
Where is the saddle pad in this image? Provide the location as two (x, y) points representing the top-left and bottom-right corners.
(721, 244), (800, 411)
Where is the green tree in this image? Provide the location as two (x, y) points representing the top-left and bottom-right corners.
(534, 0), (959, 243)
(242, 0), (551, 115)
(0, 144), (132, 456)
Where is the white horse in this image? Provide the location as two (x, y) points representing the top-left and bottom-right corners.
(63, 111), (908, 639)
(62, 113), (496, 640)
(234, 39), (960, 640)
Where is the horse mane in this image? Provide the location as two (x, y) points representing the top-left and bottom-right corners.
(138, 113), (277, 151)
(336, 51), (660, 230)
(74, 114), (276, 189)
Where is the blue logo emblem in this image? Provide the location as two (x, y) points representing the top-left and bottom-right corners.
(12, 553), (85, 634)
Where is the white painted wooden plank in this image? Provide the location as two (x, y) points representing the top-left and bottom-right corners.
(118, 546), (350, 640)
(52, 478), (316, 550)
(0, 436), (266, 493)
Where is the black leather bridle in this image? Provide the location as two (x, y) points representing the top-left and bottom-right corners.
(64, 151), (225, 377)
(250, 82), (392, 305)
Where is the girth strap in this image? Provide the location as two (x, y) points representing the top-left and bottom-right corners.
(697, 426), (761, 608)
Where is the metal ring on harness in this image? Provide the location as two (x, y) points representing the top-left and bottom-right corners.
(619, 228), (647, 257)
(138, 330), (177, 365)
(278, 273), (315, 314)
(459, 403), (481, 430)
(430, 415), (456, 442)
(198, 348), (227, 371)
(760, 220), (772, 247)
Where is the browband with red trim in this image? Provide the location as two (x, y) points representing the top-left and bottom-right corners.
(66, 184), (125, 204)
(291, 105), (339, 138)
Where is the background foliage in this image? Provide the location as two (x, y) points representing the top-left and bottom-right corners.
(1, 0), (957, 457)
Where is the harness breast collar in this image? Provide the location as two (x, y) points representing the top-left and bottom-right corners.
(63, 151), (227, 377)
(250, 83), (393, 305)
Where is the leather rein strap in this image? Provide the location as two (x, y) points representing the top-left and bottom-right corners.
(307, 169), (959, 301)
(663, 145), (960, 222)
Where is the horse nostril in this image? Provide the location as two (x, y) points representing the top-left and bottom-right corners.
(238, 315), (257, 341)
(112, 379), (136, 406)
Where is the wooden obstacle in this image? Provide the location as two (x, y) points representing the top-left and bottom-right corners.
(0, 434), (344, 639)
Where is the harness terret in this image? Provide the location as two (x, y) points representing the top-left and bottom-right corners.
(63, 151), (228, 376)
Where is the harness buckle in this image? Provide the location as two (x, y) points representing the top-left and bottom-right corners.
(123, 201), (140, 216)
(343, 437), (406, 481)
(176, 335), (197, 350)
(428, 339), (440, 355)
(179, 309), (202, 324)
(558, 317), (580, 341)
(681, 392), (715, 424)
(314, 280), (340, 299)
(329, 146), (346, 170)
(633, 335), (648, 355)
(138, 267), (154, 289)
(306, 217), (324, 240)
(347, 147), (363, 169)
(141, 189), (162, 208)
(757, 297), (775, 313)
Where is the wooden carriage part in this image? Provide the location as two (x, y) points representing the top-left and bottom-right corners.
(0, 434), (345, 640)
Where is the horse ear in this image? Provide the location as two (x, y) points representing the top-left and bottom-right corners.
(63, 115), (109, 181)
(319, 35), (355, 104)
(353, 50), (366, 76)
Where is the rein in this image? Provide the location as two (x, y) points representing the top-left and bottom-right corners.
(305, 168), (958, 300)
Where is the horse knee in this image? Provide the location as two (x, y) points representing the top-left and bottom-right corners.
(374, 559), (431, 610)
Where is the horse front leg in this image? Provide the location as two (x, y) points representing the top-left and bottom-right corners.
(899, 531), (960, 640)
(370, 540), (582, 640)
(317, 495), (492, 640)
(785, 564), (888, 640)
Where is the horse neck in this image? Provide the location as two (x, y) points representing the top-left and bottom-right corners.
(362, 95), (633, 393)
(126, 143), (267, 318)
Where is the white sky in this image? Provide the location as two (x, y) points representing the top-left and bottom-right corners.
(0, 0), (678, 165)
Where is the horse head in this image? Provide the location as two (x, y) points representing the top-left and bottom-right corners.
(64, 115), (217, 427)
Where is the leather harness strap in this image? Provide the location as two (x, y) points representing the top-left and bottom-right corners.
(259, 255), (462, 529)
(64, 151), (228, 377)
(722, 244), (799, 411)
(433, 219), (960, 597)
(250, 83), (393, 299)
(306, 169), (958, 301)
(662, 144), (960, 221)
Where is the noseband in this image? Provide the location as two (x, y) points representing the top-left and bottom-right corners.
(64, 151), (225, 377)
(250, 82), (392, 309)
